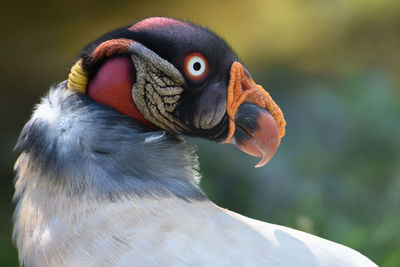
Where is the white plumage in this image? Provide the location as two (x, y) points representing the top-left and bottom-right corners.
(14, 87), (376, 266)
(15, 174), (375, 266)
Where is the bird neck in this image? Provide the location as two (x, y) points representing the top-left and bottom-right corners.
(14, 81), (206, 201)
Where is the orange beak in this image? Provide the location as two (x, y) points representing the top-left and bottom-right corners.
(225, 62), (286, 167)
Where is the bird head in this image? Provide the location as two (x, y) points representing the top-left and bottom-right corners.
(67, 17), (286, 167)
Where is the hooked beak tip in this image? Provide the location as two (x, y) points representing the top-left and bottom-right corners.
(231, 106), (280, 167)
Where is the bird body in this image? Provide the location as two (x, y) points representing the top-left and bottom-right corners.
(14, 17), (376, 266)
(14, 183), (374, 267)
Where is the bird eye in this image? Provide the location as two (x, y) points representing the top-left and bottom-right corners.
(184, 53), (209, 81)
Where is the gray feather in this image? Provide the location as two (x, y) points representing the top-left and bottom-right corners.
(14, 81), (206, 202)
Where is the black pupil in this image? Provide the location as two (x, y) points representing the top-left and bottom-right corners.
(193, 62), (202, 71)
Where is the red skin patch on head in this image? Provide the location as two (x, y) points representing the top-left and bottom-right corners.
(129, 17), (189, 32)
(88, 56), (156, 129)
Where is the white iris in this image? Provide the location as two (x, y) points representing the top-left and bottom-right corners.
(187, 56), (206, 77)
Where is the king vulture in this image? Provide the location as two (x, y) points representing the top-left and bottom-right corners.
(13, 17), (376, 266)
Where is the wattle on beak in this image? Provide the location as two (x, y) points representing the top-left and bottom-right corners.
(224, 62), (286, 167)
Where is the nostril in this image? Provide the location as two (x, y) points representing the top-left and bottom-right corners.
(241, 76), (254, 91)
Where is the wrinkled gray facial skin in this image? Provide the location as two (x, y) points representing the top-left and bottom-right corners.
(14, 81), (206, 202)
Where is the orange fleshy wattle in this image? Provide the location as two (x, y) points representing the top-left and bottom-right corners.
(225, 62), (286, 143)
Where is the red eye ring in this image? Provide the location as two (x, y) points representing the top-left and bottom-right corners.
(184, 52), (209, 81)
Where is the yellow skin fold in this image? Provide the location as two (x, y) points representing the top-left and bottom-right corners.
(67, 59), (87, 93)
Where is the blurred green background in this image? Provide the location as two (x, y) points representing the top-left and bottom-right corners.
(1, 0), (399, 266)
